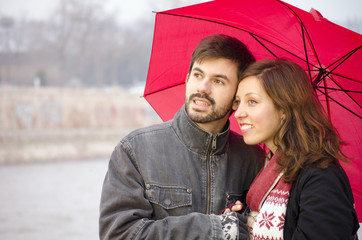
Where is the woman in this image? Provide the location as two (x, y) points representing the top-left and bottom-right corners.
(232, 59), (359, 239)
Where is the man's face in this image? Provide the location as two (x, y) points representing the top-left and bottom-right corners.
(185, 58), (239, 132)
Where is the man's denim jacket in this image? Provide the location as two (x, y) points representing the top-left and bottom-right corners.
(99, 106), (264, 239)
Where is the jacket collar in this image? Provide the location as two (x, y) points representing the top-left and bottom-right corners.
(172, 105), (230, 155)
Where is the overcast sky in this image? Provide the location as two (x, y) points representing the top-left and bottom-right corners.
(0, 0), (361, 26)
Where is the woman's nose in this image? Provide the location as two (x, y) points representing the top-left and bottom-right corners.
(234, 105), (247, 119)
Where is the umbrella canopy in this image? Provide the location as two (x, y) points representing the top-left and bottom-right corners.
(144, 0), (362, 219)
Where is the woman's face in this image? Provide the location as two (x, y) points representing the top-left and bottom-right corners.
(233, 76), (284, 153)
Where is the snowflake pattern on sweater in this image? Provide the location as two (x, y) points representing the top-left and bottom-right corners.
(250, 179), (291, 240)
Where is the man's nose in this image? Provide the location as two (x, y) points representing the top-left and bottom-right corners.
(197, 78), (211, 95)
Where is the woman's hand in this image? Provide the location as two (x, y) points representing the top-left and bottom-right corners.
(222, 200), (243, 213)
(222, 200), (259, 229)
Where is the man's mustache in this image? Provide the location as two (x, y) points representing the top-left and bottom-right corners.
(189, 93), (215, 105)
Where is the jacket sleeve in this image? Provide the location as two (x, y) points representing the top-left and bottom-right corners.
(99, 142), (225, 240)
(289, 165), (358, 240)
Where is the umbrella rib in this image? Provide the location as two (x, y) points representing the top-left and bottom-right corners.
(325, 46), (362, 78)
(278, 1), (322, 61)
(278, 0), (323, 81)
(145, 82), (185, 96)
(301, 25), (312, 80)
(316, 88), (362, 119)
(250, 34), (277, 58)
(315, 86), (362, 94)
(322, 76), (331, 119)
(158, 12), (318, 69)
(312, 45), (362, 117)
(331, 72), (362, 84)
(328, 74), (362, 109)
(277, 3), (362, 91)
(250, 34), (313, 65)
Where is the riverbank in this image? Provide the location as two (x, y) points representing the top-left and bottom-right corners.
(0, 128), (130, 164)
(0, 86), (161, 164)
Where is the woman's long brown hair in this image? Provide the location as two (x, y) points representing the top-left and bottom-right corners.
(240, 59), (349, 182)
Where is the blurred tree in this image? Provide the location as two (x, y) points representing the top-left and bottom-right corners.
(48, 0), (150, 87)
(0, 0), (153, 88)
(0, 16), (15, 84)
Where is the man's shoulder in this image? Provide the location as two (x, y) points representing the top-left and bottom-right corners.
(122, 120), (172, 142)
(227, 130), (243, 141)
(227, 130), (264, 157)
(228, 130), (258, 149)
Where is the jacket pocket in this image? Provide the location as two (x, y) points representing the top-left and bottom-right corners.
(145, 184), (192, 210)
(225, 190), (248, 208)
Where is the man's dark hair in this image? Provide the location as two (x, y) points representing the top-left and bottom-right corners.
(189, 34), (255, 80)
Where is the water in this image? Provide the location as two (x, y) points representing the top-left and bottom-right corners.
(0, 159), (108, 240)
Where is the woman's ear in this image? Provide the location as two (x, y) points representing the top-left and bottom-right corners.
(280, 112), (286, 124)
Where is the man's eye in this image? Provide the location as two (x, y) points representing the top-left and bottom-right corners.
(215, 80), (224, 85)
(194, 73), (202, 78)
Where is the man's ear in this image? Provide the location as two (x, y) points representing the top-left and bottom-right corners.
(185, 73), (190, 84)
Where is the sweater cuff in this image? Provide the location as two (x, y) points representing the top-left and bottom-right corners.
(218, 212), (238, 240)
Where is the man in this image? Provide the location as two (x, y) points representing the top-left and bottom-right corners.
(99, 34), (264, 239)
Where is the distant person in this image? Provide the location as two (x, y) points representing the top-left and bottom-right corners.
(230, 59), (359, 239)
(99, 34), (264, 239)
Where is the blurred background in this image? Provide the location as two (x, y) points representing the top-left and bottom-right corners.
(0, 0), (361, 239)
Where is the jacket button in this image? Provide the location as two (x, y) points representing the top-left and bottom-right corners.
(164, 198), (171, 206)
(227, 194), (231, 199)
(145, 184), (151, 189)
(187, 188), (192, 193)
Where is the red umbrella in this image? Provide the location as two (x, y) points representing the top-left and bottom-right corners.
(144, 0), (362, 220)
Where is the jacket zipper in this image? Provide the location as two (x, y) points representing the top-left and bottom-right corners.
(206, 135), (217, 214)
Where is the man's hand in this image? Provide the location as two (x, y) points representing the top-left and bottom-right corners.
(236, 212), (250, 240)
(219, 212), (250, 240)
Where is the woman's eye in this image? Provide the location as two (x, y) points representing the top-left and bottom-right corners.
(248, 99), (257, 105)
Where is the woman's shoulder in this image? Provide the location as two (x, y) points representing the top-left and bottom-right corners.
(286, 163), (359, 240)
(293, 161), (352, 195)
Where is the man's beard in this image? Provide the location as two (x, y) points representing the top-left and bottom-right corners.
(185, 93), (233, 123)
